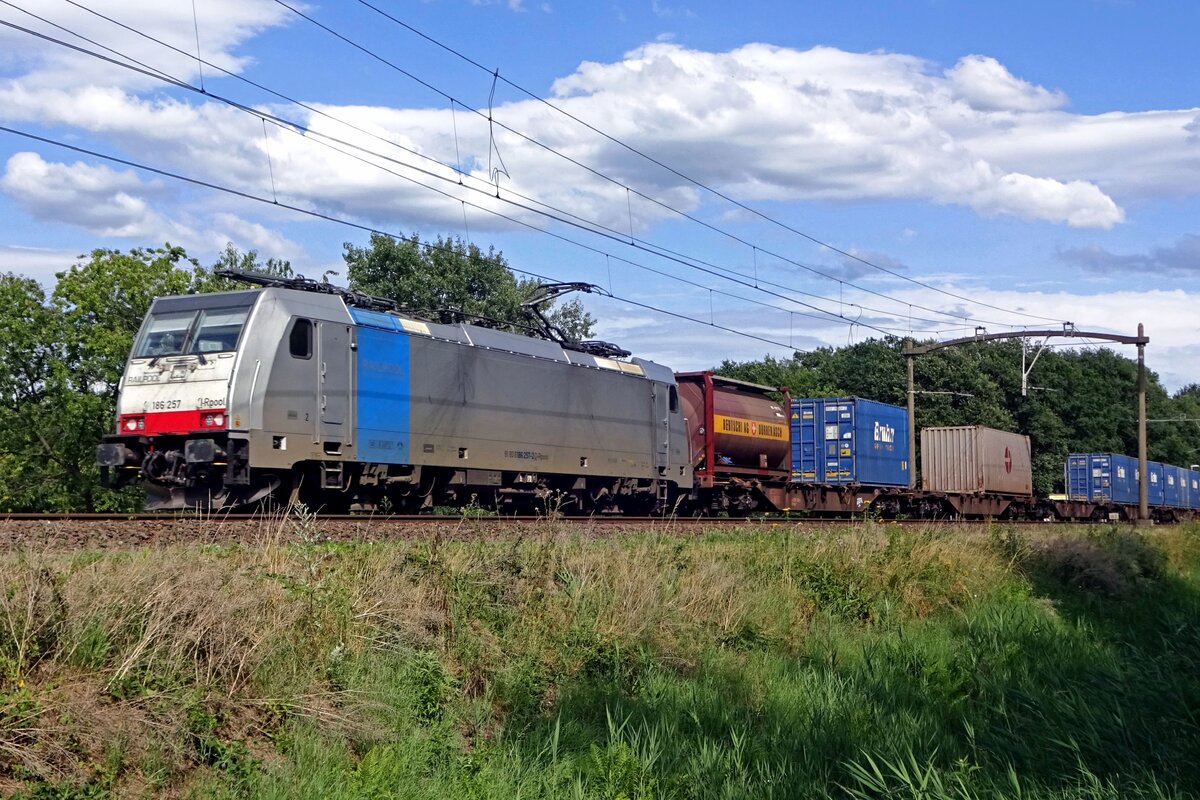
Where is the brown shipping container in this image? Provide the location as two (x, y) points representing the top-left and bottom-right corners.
(921, 426), (1033, 496)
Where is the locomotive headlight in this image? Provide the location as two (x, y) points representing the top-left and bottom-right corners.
(199, 412), (226, 429)
(124, 418), (137, 431)
(137, 417), (145, 430)
(122, 416), (145, 431)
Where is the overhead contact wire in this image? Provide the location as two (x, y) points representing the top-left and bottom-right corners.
(348, 0), (1068, 326)
(0, 14), (947, 336)
(271, 0), (1043, 330)
(14, 2), (992, 332)
(0, 124), (810, 351)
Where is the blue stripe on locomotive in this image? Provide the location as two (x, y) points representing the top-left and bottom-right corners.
(790, 397), (909, 487)
(349, 310), (411, 463)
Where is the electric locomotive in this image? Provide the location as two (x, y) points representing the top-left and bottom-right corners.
(97, 274), (692, 513)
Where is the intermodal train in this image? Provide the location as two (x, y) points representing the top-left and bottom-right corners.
(96, 275), (1198, 521)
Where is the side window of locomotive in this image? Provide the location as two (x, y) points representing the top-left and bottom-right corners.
(134, 311), (193, 358)
(289, 318), (313, 359)
(190, 308), (251, 354)
(669, 385), (679, 413)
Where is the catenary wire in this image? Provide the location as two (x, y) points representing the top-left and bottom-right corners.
(0, 7), (970, 334)
(340, 0), (1069, 326)
(0, 124), (842, 351)
(1, 0), (1052, 331)
(0, 13), (967, 337)
(17, 0), (1004, 333)
(267, 0), (1055, 329)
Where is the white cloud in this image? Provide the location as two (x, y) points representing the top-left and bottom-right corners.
(209, 212), (302, 260)
(944, 55), (1066, 112)
(0, 244), (83, 286)
(0, 151), (194, 239)
(6, 27), (1194, 238)
(469, 0), (527, 10)
(971, 170), (1124, 228)
(544, 43), (1134, 227)
(0, 152), (304, 260)
(2, 6), (1200, 329)
(0, 0), (292, 91)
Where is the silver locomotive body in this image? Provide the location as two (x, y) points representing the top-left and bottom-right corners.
(99, 287), (691, 513)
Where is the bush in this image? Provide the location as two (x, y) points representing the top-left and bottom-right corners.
(1030, 529), (1166, 598)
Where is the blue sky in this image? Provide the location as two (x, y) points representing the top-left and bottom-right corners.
(1, 0), (1198, 389)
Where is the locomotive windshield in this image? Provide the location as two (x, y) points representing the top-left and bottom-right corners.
(136, 311), (194, 357)
(134, 303), (253, 358)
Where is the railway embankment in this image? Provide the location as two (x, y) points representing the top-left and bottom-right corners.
(0, 519), (1197, 798)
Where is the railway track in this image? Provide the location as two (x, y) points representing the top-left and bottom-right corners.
(0, 511), (1091, 524)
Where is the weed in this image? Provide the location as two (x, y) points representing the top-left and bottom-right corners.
(405, 650), (451, 725)
(0, 560), (67, 683)
(186, 699), (258, 789)
(795, 559), (876, 622)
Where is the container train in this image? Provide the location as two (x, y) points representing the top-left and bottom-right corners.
(97, 276), (1197, 522)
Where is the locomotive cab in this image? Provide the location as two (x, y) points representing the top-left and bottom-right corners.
(97, 290), (262, 508)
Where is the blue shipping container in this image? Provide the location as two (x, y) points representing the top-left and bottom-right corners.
(790, 397), (909, 487)
(1148, 461), (1166, 507)
(1065, 454), (1092, 502)
(1191, 470), (1200, 511)
(1066, 453), (1164, 506)
(1163, 463), (1190, 509)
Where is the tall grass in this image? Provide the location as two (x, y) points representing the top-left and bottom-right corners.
(0, 519), (1197, 798)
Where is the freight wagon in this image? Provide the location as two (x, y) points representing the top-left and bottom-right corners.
(1066, 453), (1200, 521)
(778, 397), (912, 516)
(674, 372), (791, 514)
(916, 426), (1036, 517)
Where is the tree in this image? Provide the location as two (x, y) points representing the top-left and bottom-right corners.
(213, 242), (293, 280)
(344, 232), (595, 341)
(0, 245), (225, 511)
(715, 353), (838, 400)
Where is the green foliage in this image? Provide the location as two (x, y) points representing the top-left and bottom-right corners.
(187, 699), (259, 789)
(404, 650), (452, 725)
(1024, 528), (1167, 598)
(344, 231), (595, 341)
(213, 242), (293, 281)
(794, 559), (875, 621)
